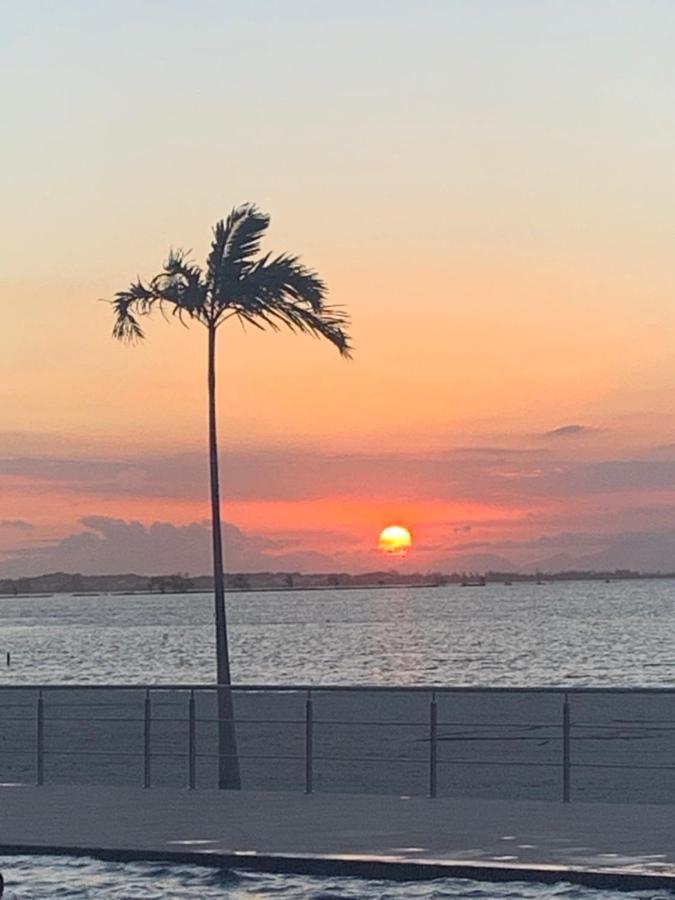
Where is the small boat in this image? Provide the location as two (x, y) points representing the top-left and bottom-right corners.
(461, 577), (486, 587)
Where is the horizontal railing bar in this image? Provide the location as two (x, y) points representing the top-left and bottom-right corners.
(437, 722), (558, 728)
(0, 717), (38, 722)
(24, 717), (675, 733)
(5, 752), (675, 773)
(192, 752), (425, 764)
(186, 717), (422, 726)
(28, 716), (300, 725)
(38, 701), (147, 706)
(18, 751), (675, 772)
(571, 762), (675, 771)
(572, 723), (675, 729)
(193, 753), (304, 761)
(42, 750), (143, 757)
(26, 718), (675, 732)
(313, 720), (428, 727)
(133, 751), (188, 759)
(6, 682), (675, 695)
(0, 703), (39, 708)
(42, 717), (227, 724)
(28, 722), (674, 730)
(39, 718), (144, 724)
(193, 718), (305, 726)
(42, 748), (194, 755)
(435, 759), (559, 768)
(436, 735), (562, 742)
(311, 755), (434, 764)
(0, 714), (566, 730)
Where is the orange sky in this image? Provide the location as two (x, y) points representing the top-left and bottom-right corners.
(4, 2), (675, 575)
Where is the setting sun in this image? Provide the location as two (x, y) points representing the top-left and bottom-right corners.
(378, 525), (413, 556)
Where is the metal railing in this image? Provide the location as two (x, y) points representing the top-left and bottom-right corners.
(2, 683), (675, 802)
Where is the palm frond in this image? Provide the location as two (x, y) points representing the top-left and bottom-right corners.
(222, 204), (270, 266)
(248, 254), (326, 311)
(231, 254), (326, 315)
(112, 280), (155, 342)
(151, 249), (206, 316)
(207, 205), (270, 303)
(112, 252), (208, 341)
(222, 251), (350, 356)
(268, 299), (352, 358)
(232, 291), (351, 358)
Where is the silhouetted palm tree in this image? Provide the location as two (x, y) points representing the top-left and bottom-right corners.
(112, 205), (351, 788)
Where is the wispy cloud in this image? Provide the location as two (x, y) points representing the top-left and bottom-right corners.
(541, 424), (595, 438)
(6, 444), (675, 509)
(0, 519), (33, 530)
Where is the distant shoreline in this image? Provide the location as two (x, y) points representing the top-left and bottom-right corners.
(2, 571), (675, 599)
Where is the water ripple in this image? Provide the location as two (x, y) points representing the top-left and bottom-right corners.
(1, 582), (675, 687)
(0, 856), (671, 898)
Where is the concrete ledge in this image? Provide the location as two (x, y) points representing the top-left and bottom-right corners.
(3, 786), (675, 893)
(2, 843), (675, 894)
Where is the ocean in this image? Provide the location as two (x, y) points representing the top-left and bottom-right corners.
(1, 579), (674, 686)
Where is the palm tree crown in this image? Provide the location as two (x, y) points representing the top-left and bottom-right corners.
(112, 203), (351, 355)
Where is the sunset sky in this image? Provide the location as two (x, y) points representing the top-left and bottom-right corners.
(4, 1), (675, 576)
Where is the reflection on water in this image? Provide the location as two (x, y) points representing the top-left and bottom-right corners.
(1, 581), (675, 685)
(0, 856), (670, 899)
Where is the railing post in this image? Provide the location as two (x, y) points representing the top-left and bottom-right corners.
(143, 688), (151, 789)
(188, 689), (196, 790)
(305, 690), (313, 794)
(562, 692), (571, 803)
(36, 690), (44, 786)
(429, 691), (438, 798)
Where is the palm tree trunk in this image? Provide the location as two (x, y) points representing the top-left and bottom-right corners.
(208, 322), (241, 790)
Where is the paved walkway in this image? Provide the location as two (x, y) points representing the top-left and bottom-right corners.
(2, 786), (675, 889)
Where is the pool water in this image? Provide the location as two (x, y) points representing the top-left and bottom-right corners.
(0, 856), (672, 899)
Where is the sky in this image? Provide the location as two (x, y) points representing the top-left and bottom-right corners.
(3, 1), (675, 576)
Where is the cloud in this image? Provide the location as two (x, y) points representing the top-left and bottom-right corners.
(0, 447), (550, 505)
(542, 424), (592, 438)
(553, 459), (675, 494)
(0, 519), (33, 530)
(263, 529), (363, 549)
(446, 447), (545, 457)
(4, 445), (675, 515)
(0, 516), (343, 578)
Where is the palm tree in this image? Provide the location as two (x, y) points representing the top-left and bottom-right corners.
(111, 204), (351, 788)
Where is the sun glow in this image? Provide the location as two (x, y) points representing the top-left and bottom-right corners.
(378, 524), (413, 556)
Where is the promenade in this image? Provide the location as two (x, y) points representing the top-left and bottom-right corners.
(2, 786), (675, 890)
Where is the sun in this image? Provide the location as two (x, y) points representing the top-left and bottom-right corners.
(378, 524), (413, 556)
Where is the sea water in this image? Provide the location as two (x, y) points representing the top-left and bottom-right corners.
(1, 580), (674, 686)
(0, 856), (671, 899)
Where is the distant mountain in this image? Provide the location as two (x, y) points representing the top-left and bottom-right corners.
(439, 552), (517, 573)
(526, 552), (580, 573)
(443, 531), (675, 576)
(531, 531), (675, 575)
